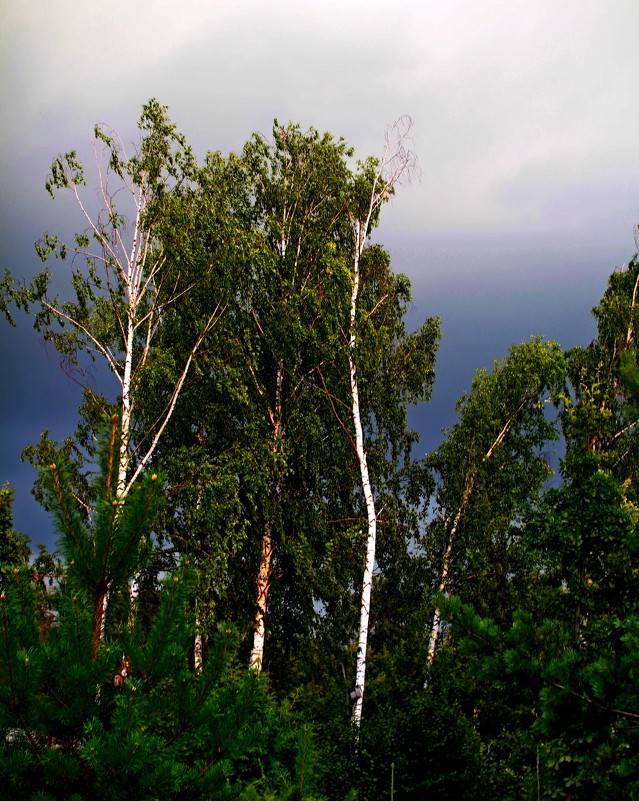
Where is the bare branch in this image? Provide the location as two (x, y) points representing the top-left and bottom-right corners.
(609, 419), (639, 445)
(124, 304), (226, 494)
(381, 114), (420, 189)
(364, 293), (390, 321)
(38, 298), (122, 381)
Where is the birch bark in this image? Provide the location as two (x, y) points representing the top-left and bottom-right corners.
(18, 105), (229, 503)
(347, 118), (418, 727)
(250, 523), (273, 670)
(349, 221), (378, 727)
(426, 476), (474, 665)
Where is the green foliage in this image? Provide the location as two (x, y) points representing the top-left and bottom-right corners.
(132, 117), (439, 694)
(431, 259), (639, 799)
(3, 98), (234, 511)
(0, 483), (31, 588)
(4, 102), (442, 703)
(0, 427), (322, 800)
(14, 98), (639, 797)
(311, 641), (487, 801)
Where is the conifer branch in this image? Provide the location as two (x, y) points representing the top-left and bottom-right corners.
(551, 682), (639, 721)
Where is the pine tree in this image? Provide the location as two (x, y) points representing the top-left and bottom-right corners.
(0, 416), (312, 800)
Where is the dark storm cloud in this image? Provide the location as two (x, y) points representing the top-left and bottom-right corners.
(1, 0), (637, 551)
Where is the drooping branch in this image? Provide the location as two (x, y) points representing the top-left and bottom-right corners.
(29, 295), (123, 380)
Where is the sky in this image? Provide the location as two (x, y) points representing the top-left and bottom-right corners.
(1, 0), (638, 550)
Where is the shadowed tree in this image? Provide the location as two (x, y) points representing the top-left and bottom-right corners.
(0, 416), (321, 800)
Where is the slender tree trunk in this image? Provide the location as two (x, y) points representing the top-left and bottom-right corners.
(626, 266), (639, 346)
(250, 364), (284, 672)
(250, 523), (273, 671)
(350, 222), (378, 728)
(118, 261), (138, 496)
(194, 616), (203, 673)
(350, 352), (377, 727)
(112, 315), (136, 644)
(426, 481), (472, 665)
(194, 487), (204, 673)
(92, 582), (111, 661)
(427, 537), (454, 665)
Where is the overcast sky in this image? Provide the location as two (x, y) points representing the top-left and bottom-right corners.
(1, 0), (638, 549)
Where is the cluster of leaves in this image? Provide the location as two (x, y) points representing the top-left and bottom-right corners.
(0, 425), (324, 801)
(0, 482), (31, 586)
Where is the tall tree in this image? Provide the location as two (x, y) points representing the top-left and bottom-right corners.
(1, 101), (237, 647)
(424, 338), (565, 665)
(2, 100), (228, 498)
(341, 117), (422, 726)
(234, 122), (354, 671)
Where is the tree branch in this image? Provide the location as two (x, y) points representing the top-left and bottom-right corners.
(551, 682), (639, 721)
(124, 303), (226, 494)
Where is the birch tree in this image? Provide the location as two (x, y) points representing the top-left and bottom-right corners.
(233, 123), (353, 672)
(425, 338), (565, 666)
(2, 101), (231, 643)
(3, 100), (227, 500)
(344, 118), (424, 727)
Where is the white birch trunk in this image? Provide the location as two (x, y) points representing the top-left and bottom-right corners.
(426, 501), (465, 666)
(118, 315), (136, 494)
(194, 625), (203, 673)
(350, 351), (378, 727)
(193, 489), (204, 673)
(342, 119), (416, 727)
(350, 221), (378, 729)
(30, 129), (229, 668)
(427, 466), (476, 667)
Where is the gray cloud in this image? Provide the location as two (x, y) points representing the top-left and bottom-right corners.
(1, 0), (637, 549)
